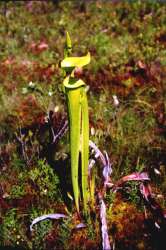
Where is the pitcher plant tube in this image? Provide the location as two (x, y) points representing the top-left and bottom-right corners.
(61, 32), (90, 213)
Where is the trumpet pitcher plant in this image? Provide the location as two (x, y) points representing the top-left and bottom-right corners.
(61, 32), (90, 213)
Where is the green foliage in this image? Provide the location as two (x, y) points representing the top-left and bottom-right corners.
(30, 207), (54, 250)
(29, 159), (60, 201)
(110, 102), (156, 177)
(0, 208), (29, 248)
(10, 184), (26, 199)
(86, 214), (100, 241)
(11, 152), (26, 170)
(57, 217), (72, 249)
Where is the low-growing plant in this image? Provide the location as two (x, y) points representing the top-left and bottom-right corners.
(29, 159), (61, 201)
(56, 217), (72, 249)
(10, 184), (26, 199)
(0, 208), (27, 248)
(30, 207), (54, 250)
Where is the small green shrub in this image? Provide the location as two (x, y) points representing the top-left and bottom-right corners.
(29, 159), (61, 201)
(0, 208), (28, 248)
(10, 184), (26, 199)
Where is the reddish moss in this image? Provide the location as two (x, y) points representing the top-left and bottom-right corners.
(107, 194), (146, 250)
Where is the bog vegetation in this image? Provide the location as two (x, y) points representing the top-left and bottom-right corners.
(0, 1), (166, 250)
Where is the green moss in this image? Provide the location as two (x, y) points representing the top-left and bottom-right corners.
(29, 159), (61, 201)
